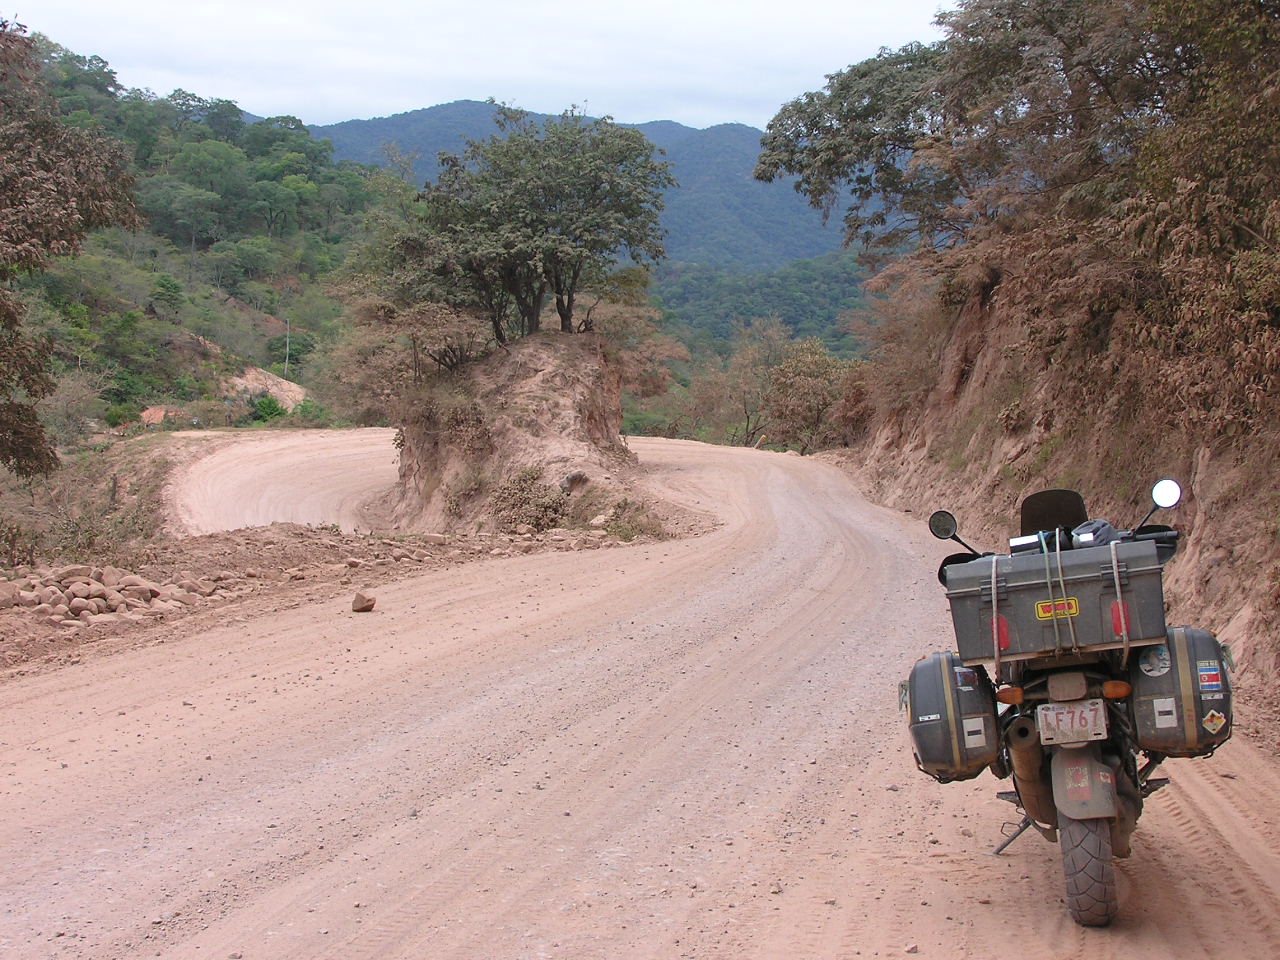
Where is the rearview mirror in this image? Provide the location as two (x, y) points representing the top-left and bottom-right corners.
(1152, 479), (1182, 509)
(928, 510), (958, 540)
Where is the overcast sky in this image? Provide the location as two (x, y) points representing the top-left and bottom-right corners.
(25, 1), (948, 129)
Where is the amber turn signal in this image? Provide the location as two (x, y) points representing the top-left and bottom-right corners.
(996, 687), (1025, 705)
(1102, 681), (1133, 699)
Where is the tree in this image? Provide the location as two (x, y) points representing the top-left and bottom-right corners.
(763, 338), (853, 453)
(754, 1), (1173, 252)
(0, 20), (136, 476)
(755, 42), (952, 250)
(418, 105), (676, 340)
(679, 317), (793, 446)
(151, 274), (185, 319)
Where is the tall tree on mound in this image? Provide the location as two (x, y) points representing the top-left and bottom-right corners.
(0, 20), (136, 477)
(386, 106), (675, 345)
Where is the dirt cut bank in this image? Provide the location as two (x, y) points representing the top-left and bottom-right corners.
(833, 281), (1280, 733)
(390, 331), (645, 535)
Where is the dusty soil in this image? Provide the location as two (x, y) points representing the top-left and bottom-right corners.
(168, 428), (402, 535)
(1, 433), (1277, 959)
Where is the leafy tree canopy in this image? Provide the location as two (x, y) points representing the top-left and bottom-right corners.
(386, 105), (676, 344)
(1, 20), (136, 476)
(756, 0), (1280, 436)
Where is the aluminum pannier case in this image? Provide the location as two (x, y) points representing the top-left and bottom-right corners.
(1130, 626), (1232, 757)
(906, 651), (999, 782)
(942, 540), (1167, 667)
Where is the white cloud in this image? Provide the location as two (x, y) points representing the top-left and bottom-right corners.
(26, 0), (947, 127)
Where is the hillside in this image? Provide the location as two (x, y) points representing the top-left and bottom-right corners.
(311, 100), (843, 271)
(762, 1), (1280, 707)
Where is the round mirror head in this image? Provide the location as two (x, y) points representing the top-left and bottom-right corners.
(1152, 479), (1182, 509)
(928, 510), (958, 540)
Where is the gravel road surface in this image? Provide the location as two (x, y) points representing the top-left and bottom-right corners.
(2, 434), (1276, 959)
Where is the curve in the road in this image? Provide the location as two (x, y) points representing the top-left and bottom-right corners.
(169, 428), (400, 534)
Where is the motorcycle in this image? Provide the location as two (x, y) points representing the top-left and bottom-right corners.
(903, 481), (1232, 926)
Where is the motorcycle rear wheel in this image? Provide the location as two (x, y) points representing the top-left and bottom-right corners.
(1059, 814), (1118, 926)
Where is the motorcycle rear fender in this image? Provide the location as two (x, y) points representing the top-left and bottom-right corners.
(1050, 745), (1117, 820)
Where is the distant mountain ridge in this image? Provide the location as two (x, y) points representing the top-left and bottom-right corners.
(310, 100), (842, 272)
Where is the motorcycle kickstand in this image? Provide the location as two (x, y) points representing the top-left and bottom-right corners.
(989, 815), (1035, 856)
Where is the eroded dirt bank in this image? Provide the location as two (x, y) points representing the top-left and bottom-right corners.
(1, 437), (1277, 959)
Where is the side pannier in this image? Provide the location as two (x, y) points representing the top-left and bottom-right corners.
(1130, 626), (1232, 757)
(906, 651), (999, 782)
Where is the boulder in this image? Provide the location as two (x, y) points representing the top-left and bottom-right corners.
(559, 470), (589, 494)
(88, 581), (109, 600)
(69, 598), (93, 616)
(38, 586), (66, 606)
(51, 564), (93, 582)
(352, 590), (376, 613)
(0, 581), (18, 608)
(423, 533), (447, 546)
(589, 513), (612, 528)
(100, 566), (125, 588)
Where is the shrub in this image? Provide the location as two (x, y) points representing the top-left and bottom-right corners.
(489, 469), (567, 532)
(252, 394), (287, 421)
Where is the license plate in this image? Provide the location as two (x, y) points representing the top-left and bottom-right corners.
(1036, 699), (1108, 745)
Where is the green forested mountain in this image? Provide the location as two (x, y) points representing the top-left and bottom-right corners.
(19, 34), (375, 433)
(652, 251), (868, 356)
(310, 101), (844, 271)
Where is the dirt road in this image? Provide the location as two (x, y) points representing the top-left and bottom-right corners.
(169, 428), (401, 535)
(2, 435), (1277, 959)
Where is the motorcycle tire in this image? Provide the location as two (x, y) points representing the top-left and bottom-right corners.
(1059, 813), (1118, 926)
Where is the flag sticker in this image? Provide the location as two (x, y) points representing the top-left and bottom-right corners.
(1197, 663), (1223, 692)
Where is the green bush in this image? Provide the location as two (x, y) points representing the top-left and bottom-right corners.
(104, 402), (142, 427)
(252, 394), (287, 420)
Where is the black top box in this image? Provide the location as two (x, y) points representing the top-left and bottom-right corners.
(943, 540), (1167, 667)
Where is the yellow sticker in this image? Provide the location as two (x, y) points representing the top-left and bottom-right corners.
(1035, 597), (1080, 620)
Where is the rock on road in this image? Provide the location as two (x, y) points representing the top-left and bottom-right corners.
(1, 433), (1278, 959)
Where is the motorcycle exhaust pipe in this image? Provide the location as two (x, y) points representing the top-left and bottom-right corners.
(1007, 716), (1057, 827)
